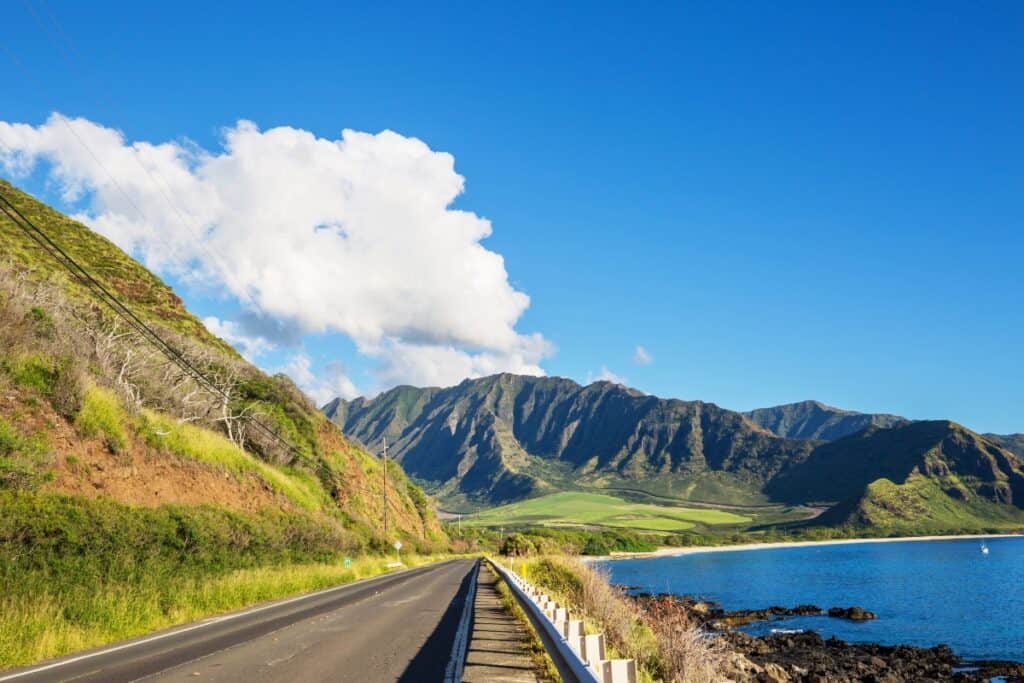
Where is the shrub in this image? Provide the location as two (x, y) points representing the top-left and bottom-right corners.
(75, 386), (128, 453)
(50, 358), (85, 419)
(582, 536), (613, 555)
(500, 533), (537, 557)
(5, 353), (57, 395)
(521, 556), (731, 681)
(640, 596), (725, 683)
(0, 418), (52, 490)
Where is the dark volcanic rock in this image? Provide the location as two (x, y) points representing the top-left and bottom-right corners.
(828, 606), (878, 621)
(722, 630), (1022, 682)
(706, 605), (826, 629)
(630, 593), (1024, 682)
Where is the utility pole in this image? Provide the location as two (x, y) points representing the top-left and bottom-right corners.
(382, 436), (388, 536)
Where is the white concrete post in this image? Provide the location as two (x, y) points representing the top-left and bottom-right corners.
(574, 633), (605, 664)
(600, 659), (637, 683)
(560, 619), (584, 639)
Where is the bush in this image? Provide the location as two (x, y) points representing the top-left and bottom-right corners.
(0, 418), (52, 491)
(582, 536), (613, 555)
(4, 353), (57, 395)
(50, 358), (85, 419)
(75, 386), (128, 453)
(500, 533), (537, 557)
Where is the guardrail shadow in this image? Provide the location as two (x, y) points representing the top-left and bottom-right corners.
(397, 562), (476, 682)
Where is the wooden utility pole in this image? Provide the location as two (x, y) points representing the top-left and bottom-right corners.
(383, 436), (388, 535)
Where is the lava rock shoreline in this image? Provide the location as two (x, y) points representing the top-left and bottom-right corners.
(630, 593), (1023, 682)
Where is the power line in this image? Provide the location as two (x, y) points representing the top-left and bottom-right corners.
(0, 188), (305, 460)
(10, 1), (277, 341)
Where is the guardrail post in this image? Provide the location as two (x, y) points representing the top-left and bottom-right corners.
(599, 659), (637, 683)
(488, 560), (601, 683)
(558, 619), (584, 639)
(572, 633), (606, 664)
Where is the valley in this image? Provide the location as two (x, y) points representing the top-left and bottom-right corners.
(326, 376), (1024, 538)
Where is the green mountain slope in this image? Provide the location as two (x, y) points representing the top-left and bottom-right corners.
(768, 420), (1024, 531)
(325, 376), (1024, 534)
(325, 374), (814, 506)
(744, 400), (906, 441)
(767, 421), (1024, 505)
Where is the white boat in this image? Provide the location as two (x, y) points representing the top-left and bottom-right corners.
(980, 542), (990, 555)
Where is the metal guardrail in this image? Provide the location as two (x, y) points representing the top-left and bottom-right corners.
(488, 559), (637, 683)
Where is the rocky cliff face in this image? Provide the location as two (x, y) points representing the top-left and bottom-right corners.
(984, 433), (1024, 459)
(325, 375), (1024, 532)
(325, 374), (814, 504)
(744, 400), (906, 441)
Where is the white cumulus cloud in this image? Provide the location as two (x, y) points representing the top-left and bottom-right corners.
(633, 345), (653, 365)
(0, 113), (552, 396)
(587, 366), (627, 385)
(283, 353), (361, 406)
(202, 316), (273, 362)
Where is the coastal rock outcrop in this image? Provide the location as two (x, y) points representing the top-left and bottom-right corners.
(722, 631), (1022, 682)
(630, 593), (1023, 683)
(706, 605), (825, 630)
(827, 606), (877, 621)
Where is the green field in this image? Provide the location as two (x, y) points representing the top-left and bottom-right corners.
(464, 491), (752, 532)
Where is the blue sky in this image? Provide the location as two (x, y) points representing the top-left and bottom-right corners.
(1, 1), (1021, 433)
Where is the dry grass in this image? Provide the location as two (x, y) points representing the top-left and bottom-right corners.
(518, 556), (729, 683)
(639, 596), (727, 683)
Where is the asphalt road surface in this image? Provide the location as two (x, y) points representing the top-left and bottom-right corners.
(1, 559), (479, 683)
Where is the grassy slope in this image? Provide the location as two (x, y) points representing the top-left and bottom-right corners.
(0, 177), (441, 538)
(0, 179), (450, 668)
(465, 491), (751, 532)
(820, 473), (1024, 533)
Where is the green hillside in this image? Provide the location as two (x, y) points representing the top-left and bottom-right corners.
(0, 179), (447, 668)
(772, 421), (1024, 533)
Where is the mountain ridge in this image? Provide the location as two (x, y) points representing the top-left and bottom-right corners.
(743, 400), (907, 441)
(324, 374), (1024, 532)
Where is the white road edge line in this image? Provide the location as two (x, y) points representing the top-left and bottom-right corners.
(443, 560), (480, 683)
(0, 562), (441, 682)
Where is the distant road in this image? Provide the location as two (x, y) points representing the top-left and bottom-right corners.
(1, 559), (478, 683)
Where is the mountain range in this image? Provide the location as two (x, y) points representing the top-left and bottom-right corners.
(324, 375), (1024, 531)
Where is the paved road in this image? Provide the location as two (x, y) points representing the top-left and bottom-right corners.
(1, 559), (479, 683)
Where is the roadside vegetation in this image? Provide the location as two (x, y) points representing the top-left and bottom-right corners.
(0, 181), (450, 670)
(0, 489), (454, 667)
(486, 561), (560, 681)
(511, 555), (726, 683)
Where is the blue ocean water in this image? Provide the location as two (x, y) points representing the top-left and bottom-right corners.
(602, 536), (1024, 661)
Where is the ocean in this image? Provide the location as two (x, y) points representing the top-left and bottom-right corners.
(601, 536), (1024, 662)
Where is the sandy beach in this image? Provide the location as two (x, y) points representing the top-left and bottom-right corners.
(591, 532), (1023, 561)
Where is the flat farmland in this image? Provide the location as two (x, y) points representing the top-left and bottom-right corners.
(463, 491), (752, 532)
